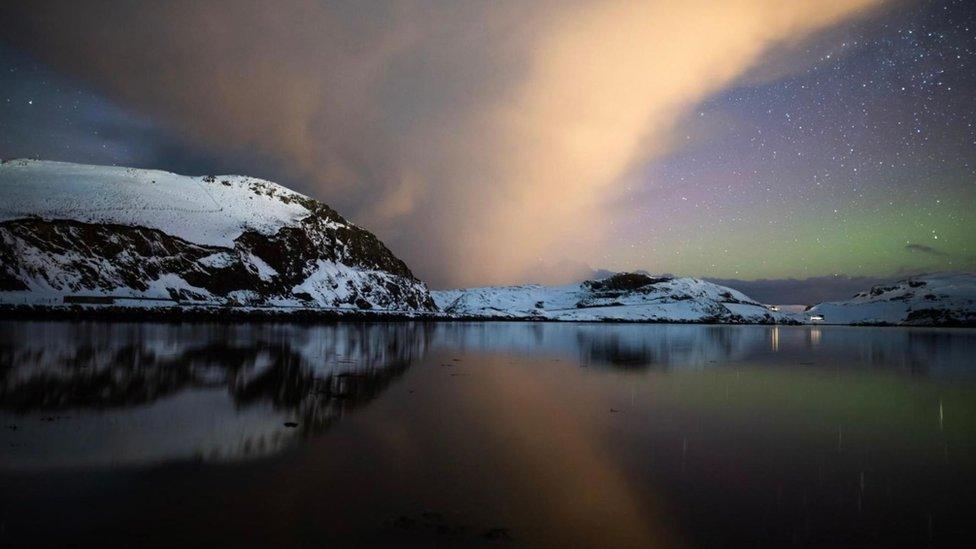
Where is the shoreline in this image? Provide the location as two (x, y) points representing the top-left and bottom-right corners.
(2, 304), (973, 328)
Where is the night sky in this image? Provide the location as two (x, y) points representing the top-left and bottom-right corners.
(1, 0), (974, 300)
(618, 0), (976, 280)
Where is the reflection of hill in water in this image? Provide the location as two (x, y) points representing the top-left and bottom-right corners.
(427, 323), (975, 377)
(429, 323), (771, 370)
(572, 326), (762, 370)
(3, 322), (973, 470)
(0, 322), (432, 468)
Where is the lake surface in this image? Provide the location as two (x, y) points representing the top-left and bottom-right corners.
(2, 321), (975, 547)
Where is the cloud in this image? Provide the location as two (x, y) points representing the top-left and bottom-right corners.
(903, 243), (976, 270)
(0, 0), (882, 287)
(514, 259), (622, 287)
(905, 243), (950, 257)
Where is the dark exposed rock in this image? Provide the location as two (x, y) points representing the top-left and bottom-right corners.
(583, 272), (672, 292)
(0, 211), (435, 311)
(905, 308), (976, 326)
(869, 285), (899, 297)
(1, 218), (220, 294)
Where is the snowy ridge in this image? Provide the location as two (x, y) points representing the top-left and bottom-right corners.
(433, 273), (787, 323)
(0, 159), (312, 247)
(799, 273), (976, 326)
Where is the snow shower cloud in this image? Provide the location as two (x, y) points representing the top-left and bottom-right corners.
(1, 0), (882, 287)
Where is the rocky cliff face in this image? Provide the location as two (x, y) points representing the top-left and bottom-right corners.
(0, 159), (435, 312)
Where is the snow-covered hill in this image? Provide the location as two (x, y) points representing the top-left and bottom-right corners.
(0, 159), (435, 313)
(800, 273), (976, 326)
(433, 272), (787, 323)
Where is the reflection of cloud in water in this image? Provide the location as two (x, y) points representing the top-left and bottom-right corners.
(0, 322), (432, 469)
(3, 322), (973, 470)
(430, 323), (771, 370)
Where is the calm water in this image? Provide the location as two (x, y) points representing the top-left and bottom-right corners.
(2, 321), (975, 547)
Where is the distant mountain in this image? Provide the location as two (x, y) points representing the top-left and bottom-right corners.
(433, 272), (786, 323)
(0, 159), (435, 313)
(801, 273), (976, 326)
(704, 275), (900, 306)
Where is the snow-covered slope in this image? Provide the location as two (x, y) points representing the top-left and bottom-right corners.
(800, 273), (976, 326)
(0, 159), (435, 312)
(1, 158), (309, 247)
(433, 272), (787, 323)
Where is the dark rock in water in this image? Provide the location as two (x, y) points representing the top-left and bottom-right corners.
(392, 515), (417, 530)
(420, 511), (444, 523)
(483, 527), (513, 541)
(283, 422), (298, 428)
(387, 510), (469, 537)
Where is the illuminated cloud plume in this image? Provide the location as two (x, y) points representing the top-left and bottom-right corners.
(2, 0), (881, 287)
